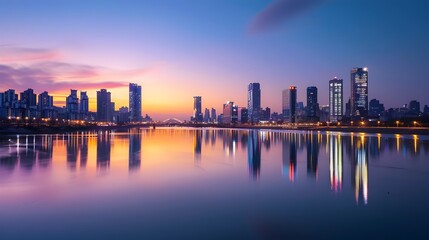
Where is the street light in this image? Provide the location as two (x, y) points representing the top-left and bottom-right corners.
(377, 121), (380, 127)
(396, 120), (400, 127)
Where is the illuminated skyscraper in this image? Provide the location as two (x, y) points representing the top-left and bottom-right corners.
(329, 78), (343, 122)
(193, 96), (203, 123)
(129, 83), (142, 122)
(351, 68), (368, 117)
(248, 83), (261, 123)
(289, 86), (297, 123)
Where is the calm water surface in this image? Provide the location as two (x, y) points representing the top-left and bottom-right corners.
(0, 128), (428, 239)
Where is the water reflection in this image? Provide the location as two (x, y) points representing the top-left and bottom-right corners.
(129, 130), (142, 172)
(1, 128), (429, 206)
(248, 130), (261, 180)
(97, 132), (111, 174)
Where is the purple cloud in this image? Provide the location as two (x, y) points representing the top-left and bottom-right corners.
(248, 0), (327, 34)
(0, 46), (62, 63)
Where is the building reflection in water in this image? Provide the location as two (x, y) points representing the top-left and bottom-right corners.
(194, 130), (202, 165)
(129, 129), (142, 172)
(248, 130), (261, 180)
(67, 134), (79, 170)
(79, 133), (89, 169)
(289, 133), (297, 183)
(38, 135), (53, 168)
(329, 134), (343, 192)
(352, 136), (369, 205)
(307, 133), (319, 179)
(97, 132), (111, 174)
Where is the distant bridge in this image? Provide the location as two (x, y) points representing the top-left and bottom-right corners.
(162, 118), (184, 124)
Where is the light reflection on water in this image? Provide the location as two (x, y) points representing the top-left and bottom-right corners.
(0, 128), (429, 239)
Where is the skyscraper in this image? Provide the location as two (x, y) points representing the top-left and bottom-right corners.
(223, 101), (238, 124)
(329, 78), (343, 122)
(306, 86), (319, 121)
(80, 91), (89, 119)
(38, 91), (54, 118)
(289, 86), (297, 123)
(129, 83), (142, 122)
(97, 89), (112, 122)
(351, 67), (369, 117)
(248, 83), (261, 123)
(211, 108), (217, 123)
(193, 96), (203, 123)
(282, 89), (290, 121)
(66, 89), (79, 120)
(20, 88), (37, 108)
(204, 108), (210, 123)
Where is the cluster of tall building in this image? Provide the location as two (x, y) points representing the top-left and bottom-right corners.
(0, 83), (148, 123)
(193, 67), (428, 125)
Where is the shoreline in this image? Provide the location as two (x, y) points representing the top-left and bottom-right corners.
(1, 124), (429, 136)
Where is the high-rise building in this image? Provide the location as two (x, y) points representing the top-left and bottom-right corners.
(193, 96), (203, 123)
(79, 91), (89, 118)
(289, 86), (297, 123)
(241, 108), (248, 123)
(129, 83), (142, 122)
(66, 89), (79, 120)
(20, 88), (37, 108)
(97, 89), (112, 122)
(248, 83), (261, 123)
(351, 67), (369, 117)
(38, 91), (54, 118)
(204, 108), (210, 123)
(306, 86), (319, 121)
(223, 101), (238, 124)
(118, 106), (130, 123)
(211, 108), (217, 123)
(409, 100), (420, 114)
(369, 99), (384, 117)
(282, 89), (290, 121)
(4, 89), (18, 108)
(329, 78), (343, 122)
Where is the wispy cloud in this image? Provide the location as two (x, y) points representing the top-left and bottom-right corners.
(0, 45), (164, 93)
(248, 0), (327, 34)
(0, 46), (62, 63)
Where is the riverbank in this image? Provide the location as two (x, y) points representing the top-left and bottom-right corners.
(0, 124), (151, 135)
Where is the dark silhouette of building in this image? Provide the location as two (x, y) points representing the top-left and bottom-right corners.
(97, 89), (113, 122)
(369, 99), (385, 117)
(351, 67), (369, 117)
(66, 89), (79, 120)
(409, 100), (420, 115)
(211, 108), (217, 123)
(306, 86), (319, 121)
(240, 108), (248, 123)
(248, 83), (261, 123)
(79, 91), (89, 120)
(38, 91), (54, 118)
(193, 96), (203, 123)
(289, 86), (297, 123)
(203, 108), (210, 123)
(129, 83), (142, 122)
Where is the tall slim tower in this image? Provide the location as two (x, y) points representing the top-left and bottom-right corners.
(80, 91), (89, 119)
(329, 78), (343, 122)
(289, 86), (297, 123)
(97, 89), (112, 122)
(193, 96), (202, 123)
(248, 83), (261, 123)
(129, 83), (142, 122)
(66, 89), (79, 120)
(306, 86), (319, 120)
(282, 89), (290, 121)
(351, 68), (368, 117)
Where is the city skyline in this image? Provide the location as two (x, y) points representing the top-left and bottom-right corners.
(0, 0), (428, 120)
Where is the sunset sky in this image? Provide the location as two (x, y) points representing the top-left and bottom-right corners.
(1, 0), (428, 120)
